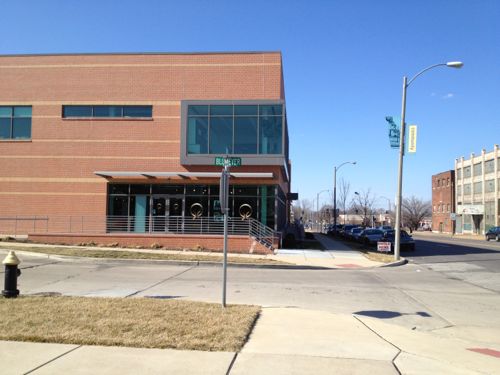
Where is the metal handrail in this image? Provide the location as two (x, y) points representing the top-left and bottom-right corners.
(0, 215), (279, 249)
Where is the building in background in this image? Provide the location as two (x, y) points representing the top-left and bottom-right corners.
(455, 145), (499, 235)
(0, 52), (294, 252)
(431, 170), (455, 233)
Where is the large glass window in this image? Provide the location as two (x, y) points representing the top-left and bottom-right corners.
(463, 166), (471, 178)
(234, 117), (258, 154)
(456, 168), (462, 179)
(484, 160), (494, 174)
(473, 181), (482, 194)
(0, 106), (32, 140)
(107, 183), (282, 231)
(464, 183), (471, 195)
(187, 117), (208, 154)
(485, 179), (495, 193)
(187, 103), (283, 155)
(260, 116), (282, 154)
(63, 105), (152, 118)
(473, 162), (482, 176)
(209, 117), (233, 154)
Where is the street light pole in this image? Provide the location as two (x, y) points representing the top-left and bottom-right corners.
(316, 189), (330, 232)
(394, 61), (463, 260)
(333, 161), (356, 233)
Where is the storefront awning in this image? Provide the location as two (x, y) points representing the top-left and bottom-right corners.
(94, 171), (274, 179)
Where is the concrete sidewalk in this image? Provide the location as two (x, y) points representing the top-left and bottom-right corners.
(0, 233), (389, 269)
(2, 308), (498, 374)
(271, 233), (385, 268)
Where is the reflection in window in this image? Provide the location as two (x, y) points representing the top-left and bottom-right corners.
(187, 117), (208, 154)
(260, 116), (282, 154)
(234, 117), (257, 154)
(209, 117), (233, 154)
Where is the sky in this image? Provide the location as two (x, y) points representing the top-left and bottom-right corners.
(1, 0), (498, 210)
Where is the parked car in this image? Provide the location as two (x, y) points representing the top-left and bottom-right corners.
(485, 227), (500, 241)
(377, 225), (393, 232)
(358, 228), (384, 245)
(349, 227), (363, 241)
(327, 224), (343, 236)
(378, 230), (416, 251)
(340, 224), (358, 238)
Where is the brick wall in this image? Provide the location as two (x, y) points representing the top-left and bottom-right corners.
(431, 170), (455, 233)
(0, 52), (287, 219)
(28, 233), (273, 255)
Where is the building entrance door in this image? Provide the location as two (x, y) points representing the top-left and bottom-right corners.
(152, 196), (183, 233)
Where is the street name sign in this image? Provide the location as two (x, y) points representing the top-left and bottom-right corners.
(214, 157), (242, 167)
(385, 116), (400, 149)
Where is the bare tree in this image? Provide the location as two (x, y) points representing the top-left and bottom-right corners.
(402, 196), (431, 232)
(292, 199), (314, 223)
(353, 189), (376, 227)
(337, 178), (351, 225)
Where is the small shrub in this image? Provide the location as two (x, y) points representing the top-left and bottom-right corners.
(150, 243), (162, 249)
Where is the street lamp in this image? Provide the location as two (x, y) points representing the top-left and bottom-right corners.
(394, 61), (463, 260)
(316, 189), (330, 232)
(333, 161), (356, 232)
(378, 196), (392, 225)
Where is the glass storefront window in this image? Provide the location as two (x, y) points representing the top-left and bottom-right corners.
(152, 185), (184, 195)
(107, 183), (282, 231)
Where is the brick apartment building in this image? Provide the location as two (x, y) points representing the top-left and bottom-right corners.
(0, 52), (293, 253)
(431, 170), (455, 233)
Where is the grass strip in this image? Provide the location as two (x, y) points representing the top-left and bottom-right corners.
(0, 296), (260, 351)
(326, 237), (395, 263)
(0, 244), (289, 265)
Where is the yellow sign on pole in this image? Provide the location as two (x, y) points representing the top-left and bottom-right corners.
(408, 125), (417, 153)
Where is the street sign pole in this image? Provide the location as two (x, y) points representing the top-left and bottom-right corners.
(220, 157), (230, 308)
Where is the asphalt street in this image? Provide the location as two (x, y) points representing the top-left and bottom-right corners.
(6, 234), (500, 338)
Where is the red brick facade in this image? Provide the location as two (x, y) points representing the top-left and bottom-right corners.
(431, 170), (455, 233)
(0, 52), (290, 251)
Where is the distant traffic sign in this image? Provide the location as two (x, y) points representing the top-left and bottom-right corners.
(214, 157), (242, 167)
(377, 242), (392, 253)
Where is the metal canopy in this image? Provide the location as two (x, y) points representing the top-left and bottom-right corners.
(94, 171), (273, 179)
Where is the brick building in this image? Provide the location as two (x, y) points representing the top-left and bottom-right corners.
(431, 170), (455, 233)
(0, 52), (294, 253)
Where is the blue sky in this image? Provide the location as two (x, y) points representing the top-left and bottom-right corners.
(1, 0), (498, 209)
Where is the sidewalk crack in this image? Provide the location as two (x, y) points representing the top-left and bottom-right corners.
(125, 265), (197, 297)
(353, 315), (402, 375)
(23, 345), (82, 374)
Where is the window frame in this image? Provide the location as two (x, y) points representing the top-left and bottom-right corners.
(62, 105), (153, 119)
(180, 100), (287, 167)
(0, 105), (32, 140)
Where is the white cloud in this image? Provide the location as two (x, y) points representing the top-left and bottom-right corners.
(441, 93), (454, 99)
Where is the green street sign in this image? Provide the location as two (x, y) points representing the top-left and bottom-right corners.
(214, 157), (242, 167)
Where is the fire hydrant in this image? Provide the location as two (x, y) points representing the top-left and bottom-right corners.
(2, 251), (21, 298)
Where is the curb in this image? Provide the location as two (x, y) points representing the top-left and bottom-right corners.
(1, 249), (332, 271)
(379, 258), (408, 267)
